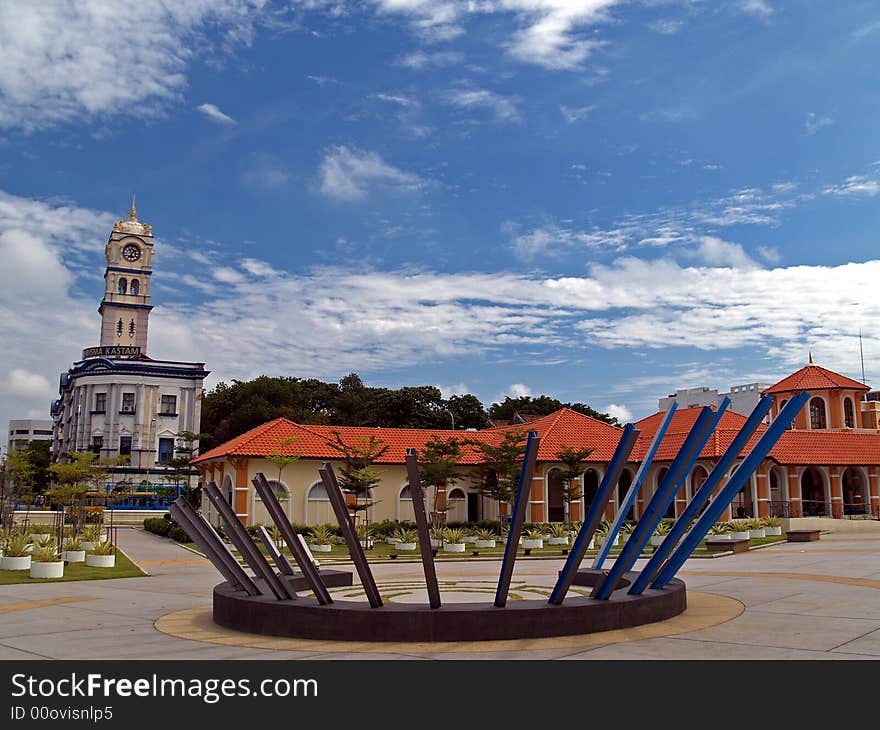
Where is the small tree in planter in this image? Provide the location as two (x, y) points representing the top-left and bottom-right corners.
(86, 539), (116, 568)
(63, 535), (86, 563)
(0, 531), (32, 570)
(555, 446), (595, 523)
(547, 522), (570, 545)
(48, 452), (107, 536)
(474, 528), (496, 549)
(442, 528), (466, 553)
(762, 516), (783, 536)
(168, 431), (211, 510)
(307, 524), (337, 553)
(465, 430), (528, 535)
(418, 436), (463, 528)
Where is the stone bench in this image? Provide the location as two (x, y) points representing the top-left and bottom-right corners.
(705, 538), (750, 554)
(786, 529), (821, 542)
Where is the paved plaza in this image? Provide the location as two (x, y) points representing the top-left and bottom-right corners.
(2, 528), (880, 660)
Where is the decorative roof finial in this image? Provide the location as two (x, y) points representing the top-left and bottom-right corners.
(128, 194), (137, 222)
(808, 351), (813, 365)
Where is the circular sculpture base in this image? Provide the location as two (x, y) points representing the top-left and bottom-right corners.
(213, 570), (687, 643)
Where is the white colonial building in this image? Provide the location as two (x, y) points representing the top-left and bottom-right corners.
(51, 201), (209, 492)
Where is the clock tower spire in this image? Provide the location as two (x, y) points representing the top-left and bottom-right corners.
(98, 199), (154, 352)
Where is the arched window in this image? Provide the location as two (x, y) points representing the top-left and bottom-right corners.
(118, 278), (127, 295)
(308, 483), (329, 501)
(130, 279), (139, 296)
(809, 397), (827, 430)
(400, 484), (412, 499)
(844, 397), (855, 428)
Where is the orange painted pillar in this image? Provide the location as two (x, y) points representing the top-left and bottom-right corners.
(714, 475), (732, 521)
(755, 466), (770, 518)
(233, 457), (249, 525)
(829, 467), (843, 519)
(787, 470), (802, 518)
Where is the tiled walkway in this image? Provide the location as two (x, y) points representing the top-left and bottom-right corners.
(2, 527), (880, 659)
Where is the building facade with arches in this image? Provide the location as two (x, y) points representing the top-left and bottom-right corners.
(192, 361), (880, 528)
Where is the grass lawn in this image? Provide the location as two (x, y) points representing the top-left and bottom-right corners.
(0, 548), (147, 585)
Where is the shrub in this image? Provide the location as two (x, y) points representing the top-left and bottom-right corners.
(168, 525), (191, 543)
(143, 518), (170, 537)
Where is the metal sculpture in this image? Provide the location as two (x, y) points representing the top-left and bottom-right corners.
(649, 390), (810, 590)
(252, 472), (332, 604)
(405, 448), (442, 609)
(591, 401), (729, 600)
(628, 394), (773, 594)
(593, 403), (678, 569)
(549, 423), (640, 605)
(494, 431), (540, 608)
(256, 525), (295, 576)
(319, 462), (383, 608)
(203, 482), (293, 600)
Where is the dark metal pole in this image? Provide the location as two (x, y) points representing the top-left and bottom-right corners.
(319, 463), (383, 608)
(548, 424), (639, 605)
(629, 395), (773, 594)
(651, 390), (810, 589)
(251, 473), (332, 604)
(494, 431), (540, 608)
(169, 497), (259, 596)
(405, 449), (442, 609)
(203, 482), (293, 600)
(592, 403), (725, 600)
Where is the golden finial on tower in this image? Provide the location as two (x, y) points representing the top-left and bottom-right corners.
(128, 194), (137, 222)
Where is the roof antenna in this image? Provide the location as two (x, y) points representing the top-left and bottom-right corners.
(128, 193), (137, 222)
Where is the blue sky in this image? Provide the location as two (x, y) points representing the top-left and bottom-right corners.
(2, 0), (880, 434)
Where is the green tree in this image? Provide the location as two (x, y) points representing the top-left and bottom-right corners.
(48, 452), (108, 533)
(445, 394), (490, 430)
(465, 430), (528, 530)
(168, 431), (210, 509)
(266, 435), (301, 486)
(489, 395), (618, 425)
(325, 431), (389, 529)
(418, 436), (463, 527)
(555, 445), (595, 523)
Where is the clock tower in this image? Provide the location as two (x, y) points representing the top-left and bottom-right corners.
(98, 197), (154, 352)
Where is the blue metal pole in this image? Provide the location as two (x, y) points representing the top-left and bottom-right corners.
(628, 395), (773, 595)
(592, 401), (728, 600)
(592, 403), (678, 569)
(650, 390), (809, 589)
(494, 431), (540, 608)
(548, 424), (639, 605)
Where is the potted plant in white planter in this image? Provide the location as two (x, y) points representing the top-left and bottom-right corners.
(762, 516), (783, 536)
(0, 531), (32, 570)
(32, 533), (55, 551)
(547, 522), (570, 545)
(30, 546), (64, 579)
(596, 520), (618, 549)
(730, 520), (751, 541)
(355, 523), (375, 549)
(442, 528), (466, 553)
(747, 517), (766, 539)
(80, 524), (103, 552)
(708, 522), (733, 541)
(461, 528), (478, 544)
(474, 528), (496, 549)
(650, 521), (672, 547)
(393, 528), (418, 551)
(85, 539), (116, 568)
(522, 528), (545, 550)
(307, 525), (337, 553)
(429, 526), (444, 549)
(63, 535), (86, 563)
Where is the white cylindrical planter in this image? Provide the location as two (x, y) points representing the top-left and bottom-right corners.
(749, 528), (766, 539)
(462, 535), (477, 544)
(1, 555), (32, 570)
(650, 535), (666, 547)
(86, 554), (116, 568)
(765, 526), (783, 536)
(430, 539), (442, 548)
(81, 542), (95, 552)
(30, 561), (64, 579)
(443, 542), (466, 553)
(522, 539), (544, 550)
(548, 537), (568, 545)
(732, 531), (750, 540)
(396, 542), (417, 551)
(475, 539), (496, 549)
(63, 550), (86, 563)
(310, 544), (332, 553)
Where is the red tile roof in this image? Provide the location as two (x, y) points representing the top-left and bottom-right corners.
(763, 363), (868, 395)
(192, 408), (624, 465)
(768, 430), (880, 465)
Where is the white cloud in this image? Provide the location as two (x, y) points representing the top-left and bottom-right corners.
(804, 111), (833, 136)
(318, 146), (427, 201)
(560, 105), (595, 124)
(442, 86), (522, 122)
(0, 369), (53, 400)
(648, 19), (683, 35)
(395, 50), (464, 69)
(197, 103), (238, 125)
(212, 267), (247, 284)
(0, 1), (266, 130)
(506, 384), (533, 399)
(605, 403), (632, 424)
(306, 75), (339, 85)
(741, 0), (773, 17)
(690, 236), (759, 269)
(374, 93), (418, 108)
(823, 175), (880, 198)
(241, 258), (281, 278)
(756, 245), (781, 264)
(438, 383), (470, 399)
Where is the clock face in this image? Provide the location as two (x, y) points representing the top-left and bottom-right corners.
(122, 244), (141, 262)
